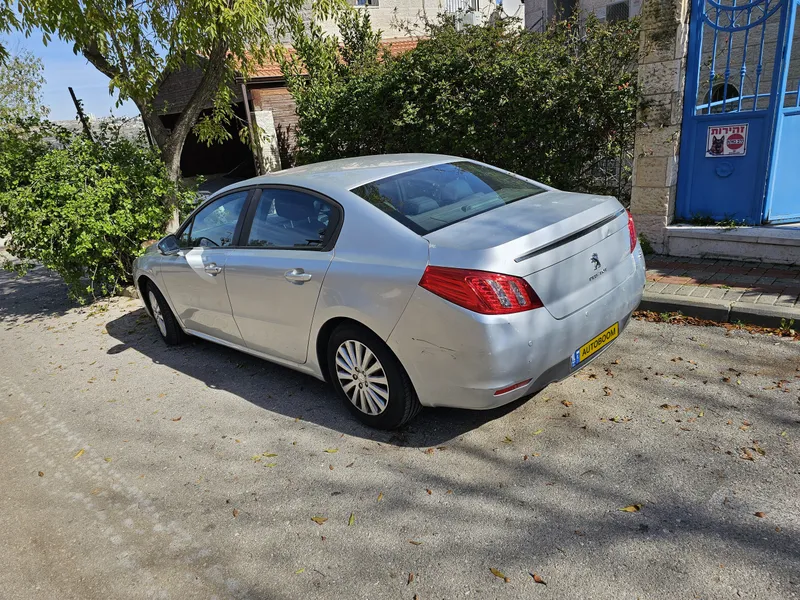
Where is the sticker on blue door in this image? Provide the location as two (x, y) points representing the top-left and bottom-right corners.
(705, 124), (748, 157)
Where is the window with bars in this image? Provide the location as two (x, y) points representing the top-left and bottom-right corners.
(605, 0), (629, 22)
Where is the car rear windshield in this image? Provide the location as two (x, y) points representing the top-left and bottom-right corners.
(350, 161), (546, 235)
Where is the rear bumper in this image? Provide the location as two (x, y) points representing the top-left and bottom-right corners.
(386, 248), (646, 409)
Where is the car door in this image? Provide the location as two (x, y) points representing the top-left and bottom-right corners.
(223, 186), (342, 363)
(160, 189), (251, 345)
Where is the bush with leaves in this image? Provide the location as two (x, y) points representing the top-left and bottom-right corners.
(284, 13), (639, 201)
(0, 122), (196, 300)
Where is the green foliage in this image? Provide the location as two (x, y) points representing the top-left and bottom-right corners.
(16, 0), (340, 166)
(638, 233), (654, 255)
(284, 14), (639, 200)
(0, 48), (48, 122)
(0, 121), (197, 300)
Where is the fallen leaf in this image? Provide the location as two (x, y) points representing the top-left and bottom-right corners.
(446, 489), (453, 494)
(603, 386), (612, 396)
(329, 465), (334, 470)
(171, 416), (182, 422)
(781, 431), (787, 437)
(490, 568), (510, 583)
(408, 540), (423, 545)
(265, 462), (277, 468)
(523, 455), (529, 461)
(611, 359), (620, 364)
(295, 568), (305, 574)
(722, 377), (731, 383)
(407, 572), (415, 585)
(502, 436), (513, 444)
(348, 513), (355, 526)
(753, 443), (766, 456)
(754, 512), (766, 518)
(740, 447), (755, 461)
(90, 488), (101, 495)
(413, 595), (419, 600)
(425, 489), (432, 495)
(377, 492), (384, 501)
(232, 508), (239, 518)
(73, 449), (85, 459)
(561, 400), (573, 407)
(532, 429), (544, 435)
(424, 448), (434, 454)
(104, 457), (112, 463)
(323, 448), (338, 454)
(531, 573), (547, 585)
(619, 504), (642, 512)
(311, 516), (327, 525)
(660, 404), (679, 410)
(262, 452), (278, 457)
(235, 439), (241, 443)
(698, 411), (704, 417)
(37, 471), (44, 477)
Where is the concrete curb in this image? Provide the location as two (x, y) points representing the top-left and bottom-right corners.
(640, 291), (800, 328)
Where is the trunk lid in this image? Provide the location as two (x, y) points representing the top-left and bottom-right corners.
(424, 190), (634, 319)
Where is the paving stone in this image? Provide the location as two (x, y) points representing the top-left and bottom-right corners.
(688, 286), (711, 298)
(775, 293), (799, 308)
(755, 293), (781, 306)
(704, 288), (727, 300)
(661, 284), (683, 295)
(738, 291), (761, 304)
(674, 286), (695, 296)
(647, 282), (669, 293)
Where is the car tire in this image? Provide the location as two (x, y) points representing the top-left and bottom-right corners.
(327, 323), (422, 430)
(145, 282), (185, 346)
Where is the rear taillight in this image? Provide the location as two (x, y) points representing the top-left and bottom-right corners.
(627, 210), (637, 253)
(419, 266), (543, 315)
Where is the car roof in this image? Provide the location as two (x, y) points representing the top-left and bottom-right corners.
(211, 154), (461, 198)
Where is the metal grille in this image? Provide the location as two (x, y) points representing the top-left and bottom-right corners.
(606, 1), (630, 22)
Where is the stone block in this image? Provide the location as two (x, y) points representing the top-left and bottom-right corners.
(634, 124), (681, 157)
(632, 214), (668, 253)
(631, 186), (675, 215)
(640, 27), (676, 64)
(634, 156), (669, 187)
(638, 93), (674, 128)
(639, 60), (681, 95)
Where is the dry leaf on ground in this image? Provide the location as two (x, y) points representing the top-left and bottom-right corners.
(73, 449), (85, 459)
(311, 516), (327, 525)
(408, 540), (423, 546)
(531, 573), (547, 585)
(754, 511), (766, 518)
(490, 568), (510, 583)
(348, 513), (355, 526)
(619, 504), (642, 512)
(323, 448), (338, 453)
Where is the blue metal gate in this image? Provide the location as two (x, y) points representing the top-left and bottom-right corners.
(677, 0), (800, 224)
(764, 0), (800, 222)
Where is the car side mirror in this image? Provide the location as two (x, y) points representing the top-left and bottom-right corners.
(157, 234), (180, 255)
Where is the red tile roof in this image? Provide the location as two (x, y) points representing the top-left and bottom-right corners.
(248, 37), (419, 81)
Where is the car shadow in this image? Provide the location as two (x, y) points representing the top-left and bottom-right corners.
(104, 308), (529, 447)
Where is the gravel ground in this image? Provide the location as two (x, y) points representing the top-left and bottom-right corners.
(1, 265), (799, 600)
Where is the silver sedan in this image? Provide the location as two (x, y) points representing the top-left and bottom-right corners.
(133, 154), (646, 429)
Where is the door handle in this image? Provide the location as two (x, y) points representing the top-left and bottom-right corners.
(284, 268), (312, 284)
(204, 263), (223, 275)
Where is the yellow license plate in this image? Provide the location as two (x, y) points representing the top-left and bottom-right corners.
(571, 322), (619, 367)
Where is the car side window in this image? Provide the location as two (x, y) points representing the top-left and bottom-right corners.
(187, 191), (248, 248)
(246, 189), (334, 249)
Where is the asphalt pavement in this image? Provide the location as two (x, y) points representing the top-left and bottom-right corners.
(1, 265), (799, 600)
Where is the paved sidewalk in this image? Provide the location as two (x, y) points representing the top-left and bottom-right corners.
(641, 255), (800, 327)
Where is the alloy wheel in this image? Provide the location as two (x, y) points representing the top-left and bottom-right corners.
(335, 340), (390, 415)
(148, 290), (167, 338)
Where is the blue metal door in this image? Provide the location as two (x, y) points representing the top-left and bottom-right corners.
(764, 0), (800, 222)
(677, 0), (792, 224)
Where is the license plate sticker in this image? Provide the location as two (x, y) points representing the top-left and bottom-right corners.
(571, 322), (619, 368)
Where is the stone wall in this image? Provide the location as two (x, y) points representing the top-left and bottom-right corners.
(629, 0), (691, 253)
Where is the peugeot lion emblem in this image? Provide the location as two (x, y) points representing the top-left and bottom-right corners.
(591, 253), (602, 270)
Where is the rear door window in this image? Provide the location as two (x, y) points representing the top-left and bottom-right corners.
(350, 161), (546, 234)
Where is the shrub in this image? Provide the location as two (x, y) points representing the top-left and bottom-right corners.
(284, 13), (639, 202)
(0, 121), (196, 300)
